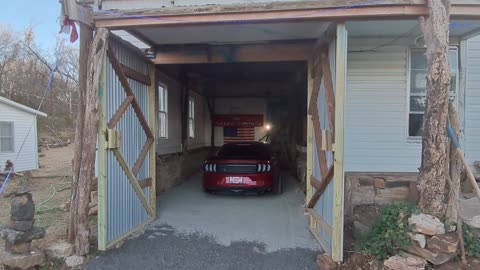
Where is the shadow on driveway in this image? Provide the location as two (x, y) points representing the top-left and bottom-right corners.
(85, 224), (318, 270)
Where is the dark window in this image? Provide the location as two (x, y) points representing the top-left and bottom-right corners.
(408, 48), (458, 137)
(218, 143), (270, 160)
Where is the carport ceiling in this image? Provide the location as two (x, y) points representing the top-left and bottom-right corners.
(134, 21), (329, 45)
(181, 62), (307, 97)
(129, 20), (480, 47)
(184, 62), (305, 82)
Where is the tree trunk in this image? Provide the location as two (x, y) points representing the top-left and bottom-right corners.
(68, 23), (92, 243)
(417, 0), (451, 218)
(68, 28), (109, 256)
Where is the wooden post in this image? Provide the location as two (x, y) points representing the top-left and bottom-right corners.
(149, 63), (157, 215)
(332, 23), (347, 263)
(69, 28), (109, 255)
(306, 60), (315, 231)
(68, 22), (92, 243)
(209, 97), (215, 147)
(181, 75), (190, 153)
(97, 48), (108, 251)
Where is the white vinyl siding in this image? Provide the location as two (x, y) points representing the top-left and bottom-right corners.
(0, 103), (39, 171)
(186, 92), (211, 150)
(465, 34), (480, 173)
(156, 73), (182, 155)
(345, 41), (422, 172)
(154, 72), (211, 154)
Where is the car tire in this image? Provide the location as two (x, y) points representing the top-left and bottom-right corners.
(274, 175), (283, 195)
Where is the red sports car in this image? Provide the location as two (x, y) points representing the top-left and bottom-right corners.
(203, 142), (282, 195)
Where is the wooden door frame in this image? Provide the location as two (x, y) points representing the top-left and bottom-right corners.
(305, 23), (347, 262)
(332, 23), (347, 262)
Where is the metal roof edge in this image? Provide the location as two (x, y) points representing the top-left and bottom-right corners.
(92, 0), (480, 20)
(0, 96), (48, 117)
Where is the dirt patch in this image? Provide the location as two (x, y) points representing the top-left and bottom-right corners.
(436, 257), (480, 269)
(352, 205), (380, 228)
(343, 205), (380, 260)
(0, 145), (73, 251)
(340, 253), (380, 270)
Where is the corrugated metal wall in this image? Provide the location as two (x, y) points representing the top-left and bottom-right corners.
(105, 40), (152, 244)
(312, 39), (336, 252)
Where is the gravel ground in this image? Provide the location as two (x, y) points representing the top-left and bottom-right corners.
(86, 173), (320, 270)
(86, 224), (318, 270)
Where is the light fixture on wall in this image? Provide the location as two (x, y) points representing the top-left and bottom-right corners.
(265, 124), (272, 131)
(415, 35), (426, 48)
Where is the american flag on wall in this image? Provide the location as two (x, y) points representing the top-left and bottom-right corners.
(223, 127), (255, 143)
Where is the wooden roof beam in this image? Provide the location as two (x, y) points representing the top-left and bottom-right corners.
(94, 5), (480, 29)
(153, 42), (314, 64)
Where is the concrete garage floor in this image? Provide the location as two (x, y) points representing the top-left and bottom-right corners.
(86, 173), (320, 270)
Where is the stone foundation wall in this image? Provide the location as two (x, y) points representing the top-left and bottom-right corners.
(344, 172), (420, 217)
(155, 148), (212, 194)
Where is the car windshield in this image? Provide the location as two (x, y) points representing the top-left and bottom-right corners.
(217, 143), (270, 160)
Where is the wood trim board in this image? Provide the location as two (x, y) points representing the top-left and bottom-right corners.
(148, 63), (157, 214)
(307, 208), (333, 238)
(331, 23), (347, 262)
(121, 64), (151, 85)
(306, 60), (315, 231)
(94, 5), (480, 29)
(97, 48), (108, 251)
(308, 166), (334, 208)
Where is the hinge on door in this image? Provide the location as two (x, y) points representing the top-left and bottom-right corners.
(106, 128), (121, 149)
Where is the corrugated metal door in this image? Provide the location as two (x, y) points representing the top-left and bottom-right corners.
(306, 24), (347, 262)
(97, 37), (156, 250)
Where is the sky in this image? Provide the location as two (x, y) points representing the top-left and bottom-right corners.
(0, 0), (73, 50)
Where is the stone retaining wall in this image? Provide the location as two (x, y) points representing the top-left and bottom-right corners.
(344, 172), (420, 217)
(155, 148), (213, 194)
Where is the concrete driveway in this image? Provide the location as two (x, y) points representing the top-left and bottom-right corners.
(86, 173), (320, 270)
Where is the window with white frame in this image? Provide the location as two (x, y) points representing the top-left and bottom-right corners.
(158, 85), (168, 139)
(188, 97), (195, 138)
(408, 48), (458, 137)
(0, 122), (14, 152)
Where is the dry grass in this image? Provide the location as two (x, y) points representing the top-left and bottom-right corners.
(0, 145), (73, 250)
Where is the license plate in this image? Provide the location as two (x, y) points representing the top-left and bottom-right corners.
(226, 176), (243, 184)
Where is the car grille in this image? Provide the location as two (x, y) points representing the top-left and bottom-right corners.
(215, 164), (257, 174)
